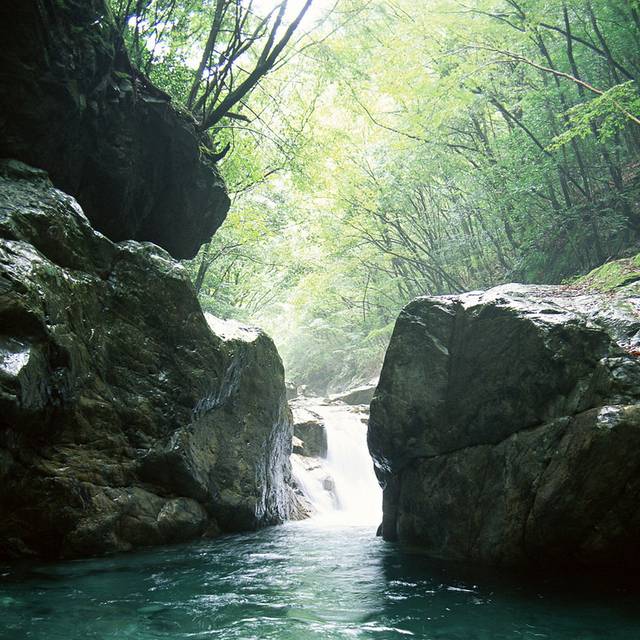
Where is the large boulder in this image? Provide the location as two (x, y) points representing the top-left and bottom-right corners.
(369, 282), (640, 569)
(0, 0), (229, 259)
(0, 161), (297, 559)
(291, 404), (328, 458)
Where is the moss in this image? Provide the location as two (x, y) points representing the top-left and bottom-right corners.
(573, 253), (640, 292)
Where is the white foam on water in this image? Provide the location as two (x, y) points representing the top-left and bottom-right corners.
(291, 401), (382, 527)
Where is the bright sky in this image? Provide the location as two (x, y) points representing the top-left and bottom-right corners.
(253, 0), (338, 28)
(139, 0), (338, 67)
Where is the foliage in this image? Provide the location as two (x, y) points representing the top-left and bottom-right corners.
(118, 0), (640, 392)
(109, 0), (319, 159)
(551, 82), (640, 148)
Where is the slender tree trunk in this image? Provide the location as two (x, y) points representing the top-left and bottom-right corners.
(194, 242), (212, 295)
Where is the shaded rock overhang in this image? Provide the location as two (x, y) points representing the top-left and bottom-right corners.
(0, 0), (230, 259)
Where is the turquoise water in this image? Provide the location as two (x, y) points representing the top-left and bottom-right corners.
(1, 522), (638, 640)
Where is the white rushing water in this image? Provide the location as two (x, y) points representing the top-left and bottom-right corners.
(291, 401), (382, 527)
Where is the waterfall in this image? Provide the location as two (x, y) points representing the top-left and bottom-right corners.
(291, 400), (382, 526)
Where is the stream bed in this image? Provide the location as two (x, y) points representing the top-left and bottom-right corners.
(2, 401), (639, 639)
(1, 521), (639, 639)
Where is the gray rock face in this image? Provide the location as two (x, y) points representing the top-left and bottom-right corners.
(329, 383), (377, 406)
(0, 161), (297, 559)
(369, 283), (640, 569)
(291, 404), (328, 458)
(0, 0), (229, 259)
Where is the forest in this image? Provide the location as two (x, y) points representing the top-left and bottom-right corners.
(109, 0), (640, 392)
(2, 1), (640, 637)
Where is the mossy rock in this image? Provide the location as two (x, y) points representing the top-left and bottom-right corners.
(572, 253), (640, 292)
(370, 282), (640, 569)
(0, 0), (229, 259)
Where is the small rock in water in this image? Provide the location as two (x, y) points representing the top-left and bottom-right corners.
(323, 476), (335, 492)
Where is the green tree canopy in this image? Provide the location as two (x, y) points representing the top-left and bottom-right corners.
(116, 0), (640, 392)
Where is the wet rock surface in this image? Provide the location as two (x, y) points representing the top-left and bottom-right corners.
(369, 283), (640, 569)
(329, 382), (377, 406)
(0, 161), (297, 559)
(0, 0), (229, 259)
(290, 402), (328, 458)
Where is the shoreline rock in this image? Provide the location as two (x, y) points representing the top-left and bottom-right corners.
(291, 403), (328, 459)
(328, 382), (377, 406)
(369, 282), (640, 569)
(0, 161), (296, 560)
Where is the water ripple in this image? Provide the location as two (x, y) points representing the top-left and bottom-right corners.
(1, 523), (639, 639)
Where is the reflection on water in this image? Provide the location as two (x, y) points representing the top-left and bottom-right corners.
(1, 522), (639, 639)
(2, 400), (638, 638)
